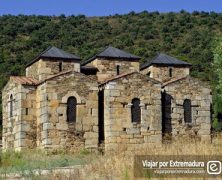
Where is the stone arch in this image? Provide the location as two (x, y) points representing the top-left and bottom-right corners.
(61, 91), (83, 104)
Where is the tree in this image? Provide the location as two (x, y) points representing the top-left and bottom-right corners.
(212, 37), (222, 130)
(0, 11), (222, 127)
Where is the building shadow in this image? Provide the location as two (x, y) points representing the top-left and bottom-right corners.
(162, 91), (173, 142)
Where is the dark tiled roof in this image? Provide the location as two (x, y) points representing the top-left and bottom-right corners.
(11, 76), (40, 86)
(26, 46), (81, 67)
(140, 53), (191, 70)
(81, 46), (140, 65)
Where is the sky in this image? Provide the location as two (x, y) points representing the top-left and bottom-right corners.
(0, 0), (222, 16)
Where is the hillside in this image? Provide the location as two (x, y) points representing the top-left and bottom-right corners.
(0, 10), (221, 123)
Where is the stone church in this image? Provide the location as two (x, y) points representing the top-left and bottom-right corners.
(2, 46), (212, 151)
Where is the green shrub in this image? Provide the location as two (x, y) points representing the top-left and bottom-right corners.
(0, 149), (96, 175)
(212, 118), (222, 131)
(123, 167), (130, 180)
(79, 148), (91, 156)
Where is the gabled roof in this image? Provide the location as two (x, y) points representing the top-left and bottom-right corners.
(162, 75), (210, 89)
(81, 46), (140, 66)
(99, 71), (137, 85)
(99, 71), (160, 86)
(26, 46), (81, 67)
(162, 76), (188, 87)
(140, 53), (191, 70)
(37, 70), (97, 86)
(11, 76), (40, 86)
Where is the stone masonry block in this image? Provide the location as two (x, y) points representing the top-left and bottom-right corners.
(43, 123), (53, 130)
(56, 123), (68, 130)
(42, 139), (52, 145)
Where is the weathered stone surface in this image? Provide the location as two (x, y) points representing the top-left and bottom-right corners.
(141, 65), (190, 82)
(26, 58), (80, 81)
(103, 72), (162, 151)
(86, 58), (140, 82)
(56, 123), (68, 130)
(2, 48), (212, 153)
(43, 123), (53, 130)
(162, 76), (212, 141)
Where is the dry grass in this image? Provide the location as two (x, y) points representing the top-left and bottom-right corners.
(80, 134), (222, 180)
(1, 134), (222, 179)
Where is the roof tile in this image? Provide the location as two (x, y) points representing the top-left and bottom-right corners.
(81, 46), (140, 65)
(11, 76), (40, 85)
(162, 76), (188, 86)
(140, 53), (191, 70)
(26, 46), (81, 67)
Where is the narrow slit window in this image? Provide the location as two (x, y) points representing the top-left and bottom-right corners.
(26, 108), (29, 115)
(59, 62), (63, 72)
(169, 68), (173, 77)
(9, 94), (13, 118)
(90, 108), (93, 115)
(116, 65), (120, 75)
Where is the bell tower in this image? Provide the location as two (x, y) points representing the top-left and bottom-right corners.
(25, 46), (81, 81)
(140, 53), (191, 82)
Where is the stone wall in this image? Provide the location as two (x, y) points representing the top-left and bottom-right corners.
(102, 72), (162, 151)
(37, 71), (99, 151)
(86, 58), (140, 82)
(2, 80), (37, 151)
(141, 65), (190, 82)
(26, 59), (80, 81)
(26, 60), (40, 80)
(163, 76), (212, 142)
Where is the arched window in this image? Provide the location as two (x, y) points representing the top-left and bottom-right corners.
(183, 99), (192, 123)
(131, 98), (141, 123)
(67, 96), (77, 123)
(10, 94), (13, 118)
(169, 68), (173, 77)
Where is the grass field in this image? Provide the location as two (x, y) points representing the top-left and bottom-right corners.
(0, 148), (98, 178)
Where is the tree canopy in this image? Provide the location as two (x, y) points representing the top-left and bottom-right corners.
(0, 11), (221, 124)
